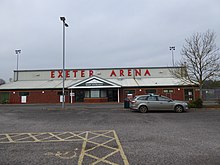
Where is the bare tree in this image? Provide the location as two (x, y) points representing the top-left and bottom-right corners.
(171, 30), (220, 98)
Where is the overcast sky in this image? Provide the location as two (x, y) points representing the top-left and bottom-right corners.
(1, 0), (220, 81)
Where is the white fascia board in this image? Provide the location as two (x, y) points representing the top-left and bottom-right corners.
(68, 76), (121, 88)
(70, 86), (121, 89)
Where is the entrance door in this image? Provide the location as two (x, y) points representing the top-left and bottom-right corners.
(184, 89), (194, 101)
(75, 90), (85, 102)
(107, 89), (118, 102)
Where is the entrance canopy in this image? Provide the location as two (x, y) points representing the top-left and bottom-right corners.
(68, 76), (121, 89)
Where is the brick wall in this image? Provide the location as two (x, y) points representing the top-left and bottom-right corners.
(0, 86), (200, 104)
(7, 90), (70, 104)
(84, 98), (108, 103)
(122, 87), (199, 101)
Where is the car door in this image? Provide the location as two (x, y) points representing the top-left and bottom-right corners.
(157, 96), (174, 110)
(146, 96), (158, 110)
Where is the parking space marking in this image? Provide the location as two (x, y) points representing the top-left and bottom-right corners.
(78, 130), (89, 164)
(0, 131), (86, 143)
(45, 148), (79, 160)
(0, 130), (129, 165)
(5, 134), (14, 143)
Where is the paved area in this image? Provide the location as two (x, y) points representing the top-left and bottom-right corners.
(0, 104), (220, 165)
(0, 130), (128, 164)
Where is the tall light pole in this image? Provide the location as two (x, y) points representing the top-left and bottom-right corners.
(15, 49), (21, 81)
(169, 46), (175, 66)
(60, 17), (68, 109)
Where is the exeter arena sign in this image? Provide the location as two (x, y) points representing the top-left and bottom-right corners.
(50, 69), (151, 79)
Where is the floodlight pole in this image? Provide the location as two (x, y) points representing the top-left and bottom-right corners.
(60, 17), (68, 109)
(15, 49), (21, 81)
(169, 46), (175, 66)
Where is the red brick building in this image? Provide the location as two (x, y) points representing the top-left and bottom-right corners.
(0, 67), (199, 104)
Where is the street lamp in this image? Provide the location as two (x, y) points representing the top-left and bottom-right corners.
(60, 17), (68, 109)
(15, 49), (21, 81)
(169, 46), (175, 66)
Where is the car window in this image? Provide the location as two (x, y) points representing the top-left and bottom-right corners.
(147, 96), (157, 101)
(137, 96), (147, 100)
(157, 96), (170, 101)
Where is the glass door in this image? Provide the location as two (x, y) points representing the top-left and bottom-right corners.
(75, 90), (85, 102)
(107, 89), (118, 102)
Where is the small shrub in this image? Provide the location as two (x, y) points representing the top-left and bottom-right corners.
(188, 98), (203, 108)
(195, 98), (203, 108)
(1, 99), (8, 104)
(188, 102), (196, 108)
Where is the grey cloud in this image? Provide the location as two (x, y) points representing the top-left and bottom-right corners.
(0, 0), (220, 81)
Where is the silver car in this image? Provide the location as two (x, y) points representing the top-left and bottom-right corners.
(130, 94), (188, 113)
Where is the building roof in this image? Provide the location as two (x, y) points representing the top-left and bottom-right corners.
(111, 77), (192, 87)
(0, 77), (193, 90)
(0, 80), (78, 90)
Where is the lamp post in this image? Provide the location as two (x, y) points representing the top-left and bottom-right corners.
(60, 17), (69, 109)
(15, 49), (21, 81)
(169, 46), (175, 66)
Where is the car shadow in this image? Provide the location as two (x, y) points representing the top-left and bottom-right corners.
(129, 109), (187, 113)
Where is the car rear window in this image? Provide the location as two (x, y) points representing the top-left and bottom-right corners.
(137, 96), (148, 100)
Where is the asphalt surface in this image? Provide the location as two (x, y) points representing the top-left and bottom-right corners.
(0, 104), (220, 165)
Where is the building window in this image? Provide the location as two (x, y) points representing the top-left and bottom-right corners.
(85, 89), (107, 98)
(101, 90), (107, 97)
(85, 90), (90, 98)
(19, 92), (29, 96)
(91, 89), (100, 98)
(146, 89), (156, 94)
(163, 89), (174, 93)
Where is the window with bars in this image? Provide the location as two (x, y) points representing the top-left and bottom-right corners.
(163, 89), (174, 93)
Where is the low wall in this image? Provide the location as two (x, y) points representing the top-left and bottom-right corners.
(84, 98), (108, 103)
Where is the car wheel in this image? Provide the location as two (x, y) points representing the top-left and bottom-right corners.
(139, 106), (148, 113)
(175, 105), (184, 113)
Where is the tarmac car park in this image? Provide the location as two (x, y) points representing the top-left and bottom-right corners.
(0, 104), (219, 165)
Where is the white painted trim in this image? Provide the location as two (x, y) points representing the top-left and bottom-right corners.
(117, 88), (120, 103)
(70, 89), (73, 103)
(68, 76), (121, 89)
